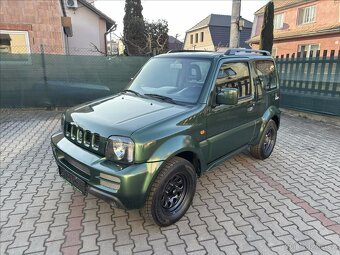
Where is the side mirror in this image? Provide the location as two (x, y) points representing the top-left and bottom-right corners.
(216, 88), (238, 105)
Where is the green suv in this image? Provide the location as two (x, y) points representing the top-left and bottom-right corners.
(52, 49), (281, 226)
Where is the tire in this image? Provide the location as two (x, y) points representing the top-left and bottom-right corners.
(250, 119), (277, 160)
(142, 157), (197, 227)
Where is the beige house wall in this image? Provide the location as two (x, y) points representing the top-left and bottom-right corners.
(183, 27), (215, 51)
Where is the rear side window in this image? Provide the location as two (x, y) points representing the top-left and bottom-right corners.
(254, 60), (278, 90)
(215, 62), (252, 99)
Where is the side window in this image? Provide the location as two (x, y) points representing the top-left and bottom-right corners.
(254, 60), (277, 90)
(215, 62), (252, 99)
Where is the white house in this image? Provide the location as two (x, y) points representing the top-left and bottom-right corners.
(63, 0), (116, 55)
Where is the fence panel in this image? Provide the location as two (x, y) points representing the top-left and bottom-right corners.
(0, 51), (149, 107)
(276, 51), (340, 116)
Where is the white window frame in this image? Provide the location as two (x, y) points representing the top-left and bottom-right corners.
(271, 47), (277, 58)
(0, 30), (31, 64)
(274, 13), (284, 29)
(298, 44), (320, 57)
(298, 5), (316, 25)
(0, 30), (31, 54)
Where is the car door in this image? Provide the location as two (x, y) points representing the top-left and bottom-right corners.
(206, 60), (259, 163)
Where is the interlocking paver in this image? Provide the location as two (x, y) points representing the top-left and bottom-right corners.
(1, 109), (340, 254)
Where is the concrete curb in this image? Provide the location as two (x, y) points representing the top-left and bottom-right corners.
(281, 108), (340, 127)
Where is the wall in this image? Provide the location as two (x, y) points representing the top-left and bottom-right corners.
(252, 0), (340, 38)
(0, 0), (64, 53)
(65, 2), (106, 54)
(183, 27), (215, 51)
(252, 34), (340, 56)
(250, 1), (340, 56)
(274, 34), (340, 57)
(184, 26), (252, 51)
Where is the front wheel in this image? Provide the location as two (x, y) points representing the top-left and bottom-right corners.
(250, 119), (277, 160)
(142, 157), (197, 227)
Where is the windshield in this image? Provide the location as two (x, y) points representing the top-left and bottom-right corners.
(128, 57), (212, 104)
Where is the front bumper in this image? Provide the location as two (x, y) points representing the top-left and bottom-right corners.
(51, 132), (163, 209)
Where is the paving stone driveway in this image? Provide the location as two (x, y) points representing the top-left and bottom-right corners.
(1, 109), (340, 255)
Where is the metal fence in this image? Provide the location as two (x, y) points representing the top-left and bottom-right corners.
(0, 46), (149, 107)
(276, 50), (340, 116)
(1, 47), (339, 116)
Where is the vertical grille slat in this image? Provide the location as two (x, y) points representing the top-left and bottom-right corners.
(84, 130), (91, 147)
(92, 133), (100, 150)
(71, 125), (77, 140)
(64, 122), (102, 153)
(77, 128), (84, 143)
(65, 123), (71, 137)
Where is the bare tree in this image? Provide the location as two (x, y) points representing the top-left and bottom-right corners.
(90, 43), (106, 55)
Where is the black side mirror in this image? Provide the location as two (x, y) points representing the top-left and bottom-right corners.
(216, 88), (238, 105)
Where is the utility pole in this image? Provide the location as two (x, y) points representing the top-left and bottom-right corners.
(229, 0), (241, 48)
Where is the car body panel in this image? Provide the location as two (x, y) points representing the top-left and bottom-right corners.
(65, 94), (189, 138)
(51, 132), (163, 209)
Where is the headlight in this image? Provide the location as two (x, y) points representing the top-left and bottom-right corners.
(106, 136), (134, 163)
(61, 113), (65, 131)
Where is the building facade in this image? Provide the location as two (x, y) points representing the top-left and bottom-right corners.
(0, 0), (64, 54)
(183, 14), (252, 51)
(248, 0), (340, 57)
(0, 0), (115, 55)
(65, 0), (116, 55)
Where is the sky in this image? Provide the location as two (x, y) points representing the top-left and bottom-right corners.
(94, 0), (269, 41)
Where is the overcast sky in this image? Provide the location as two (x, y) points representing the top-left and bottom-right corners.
(94, 0), (269, 41)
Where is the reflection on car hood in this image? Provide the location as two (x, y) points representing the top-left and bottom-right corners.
(67, 94), (188, 137)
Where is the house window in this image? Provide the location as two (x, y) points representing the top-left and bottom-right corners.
(215, 62), (252, 99)
(195, 33), (198, 43)
(298, 44), (319, 57)
(200, 32), (204, 42)
(0, 30), (30, 54)
(271, 48), (277, 58)
(274, 13), (284, 29)
(0, 30), (31, 63)
(298, 6), (316, 24)
(254, 60), (278, 91)
(190, 34), (193, 44)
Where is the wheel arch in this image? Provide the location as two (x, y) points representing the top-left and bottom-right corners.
(251, 106), (281, 145)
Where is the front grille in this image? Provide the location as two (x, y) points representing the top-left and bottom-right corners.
(65, 122), (103, 153)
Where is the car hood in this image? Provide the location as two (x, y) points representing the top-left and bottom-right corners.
(66, 94), (188, 138)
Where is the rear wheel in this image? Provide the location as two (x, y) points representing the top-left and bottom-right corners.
(142, 157), (196, 226)
(250, 119), (277, 160)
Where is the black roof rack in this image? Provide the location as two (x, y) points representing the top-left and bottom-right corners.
(167, 49), (212, 53)
(225, 48), (270, 56)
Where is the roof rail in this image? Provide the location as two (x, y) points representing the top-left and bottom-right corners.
(225, 48), (270, 56)
(167, 49), (212, 53)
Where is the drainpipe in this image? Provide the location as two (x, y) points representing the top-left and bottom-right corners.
(60, 0), (69, 54)
(60, 0), (66, 16)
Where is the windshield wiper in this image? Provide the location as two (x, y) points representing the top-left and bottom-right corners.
(122, 89), (143, 97)
(144, 93), (177, 104)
